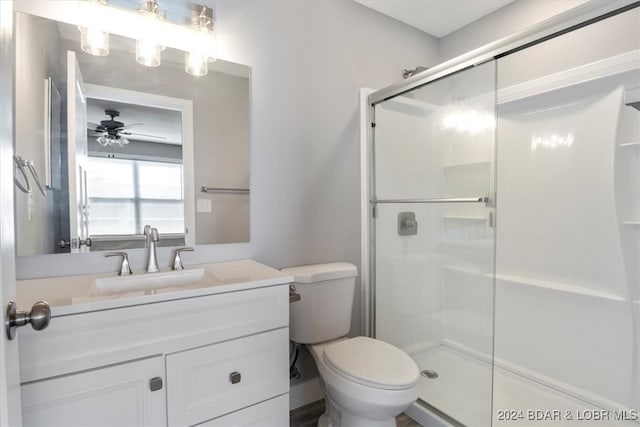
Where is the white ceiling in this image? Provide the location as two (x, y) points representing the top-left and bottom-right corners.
(353, 0), (515, 37)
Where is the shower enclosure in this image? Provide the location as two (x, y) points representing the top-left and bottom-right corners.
(363, 2), (640, 425)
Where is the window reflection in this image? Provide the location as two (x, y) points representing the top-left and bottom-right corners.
(87, 157), (184, 235)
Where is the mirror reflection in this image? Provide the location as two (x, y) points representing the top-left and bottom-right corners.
(14, 11), (251, 256)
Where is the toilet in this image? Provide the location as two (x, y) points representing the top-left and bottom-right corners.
(283, 262), (419, 427)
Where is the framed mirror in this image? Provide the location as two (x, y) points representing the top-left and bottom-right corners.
(14, 5), (250, 257)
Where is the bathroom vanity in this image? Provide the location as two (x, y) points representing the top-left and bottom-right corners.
(16, 260), (291, 426)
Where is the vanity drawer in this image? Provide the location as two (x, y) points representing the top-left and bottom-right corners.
(166, 328), (289, 427)
(197, 394), (289, 426)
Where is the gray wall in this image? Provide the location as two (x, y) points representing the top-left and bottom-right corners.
(438, 0), (588, 61)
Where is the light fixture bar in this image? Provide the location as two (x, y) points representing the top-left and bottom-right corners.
(15, 1), (217, 59)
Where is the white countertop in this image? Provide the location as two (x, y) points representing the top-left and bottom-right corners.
(17, 260), (293, 316)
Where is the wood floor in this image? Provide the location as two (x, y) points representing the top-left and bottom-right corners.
(290, 399), (423, 427)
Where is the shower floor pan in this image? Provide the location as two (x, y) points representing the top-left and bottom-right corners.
(410, 345), (637, 426)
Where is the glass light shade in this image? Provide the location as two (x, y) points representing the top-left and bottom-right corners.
(96, 135), (109, 147)
(79, 26), (109, 56)
(185, 51), (208, 76)
(136, 39), (162, 67)
(96, 134), (128, 148)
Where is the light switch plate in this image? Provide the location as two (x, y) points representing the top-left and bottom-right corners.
(196, 198), (212, 213)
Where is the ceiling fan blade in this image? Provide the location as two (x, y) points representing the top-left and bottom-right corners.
(120, 131), (167, 139)
(87, 122), (101, 128)
(119, 123), (144, 129)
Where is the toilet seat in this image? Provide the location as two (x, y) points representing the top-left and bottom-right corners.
(322, 337), (419, 390)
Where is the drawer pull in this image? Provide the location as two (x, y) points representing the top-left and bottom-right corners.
(229, 371), (241, 384)
(149, 377), (163, 392)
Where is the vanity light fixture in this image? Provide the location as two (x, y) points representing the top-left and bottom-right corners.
(185, 5), (216, 77)
(68, 0), (217, 75)
(135, 0), (166, 67)
(78, 0), (109, 56)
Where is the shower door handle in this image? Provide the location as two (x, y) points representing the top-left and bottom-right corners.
(373, 193), (495, 207)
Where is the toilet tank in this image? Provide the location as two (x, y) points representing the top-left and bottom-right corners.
(282, 262), (358, 344)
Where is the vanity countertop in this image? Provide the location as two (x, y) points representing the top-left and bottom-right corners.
(17, 259), (293, 317)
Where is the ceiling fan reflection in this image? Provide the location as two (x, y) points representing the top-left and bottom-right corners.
(88, 109), (166, 148)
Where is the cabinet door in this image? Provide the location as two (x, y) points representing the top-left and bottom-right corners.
(166, 328), (289, 427)
(21, 356), (166, 426)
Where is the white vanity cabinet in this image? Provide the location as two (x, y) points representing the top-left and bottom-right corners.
(17, 261), (292, 427)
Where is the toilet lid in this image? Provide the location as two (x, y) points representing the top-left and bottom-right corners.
(323, 337), (419, 390)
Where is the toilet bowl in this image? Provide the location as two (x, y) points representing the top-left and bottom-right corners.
(309, 337), (419, 427)
(283, 263), (419, 427)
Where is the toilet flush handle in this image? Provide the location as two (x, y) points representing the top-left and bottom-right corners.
(289, 285), (301, 303)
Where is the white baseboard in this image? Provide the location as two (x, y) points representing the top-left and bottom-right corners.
(289, 377), (325, 410)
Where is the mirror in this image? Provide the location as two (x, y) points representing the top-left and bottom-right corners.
(14, 10), (250, 256)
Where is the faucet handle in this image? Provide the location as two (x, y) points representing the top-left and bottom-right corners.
(106, 252), (132, 276)
(172, 247), (194, 271)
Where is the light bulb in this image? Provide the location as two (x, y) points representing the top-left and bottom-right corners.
(185, 6), (216, 77)
(79, 26), (109, 56)
(136, 39), (162, 67)
(96, 135), (108, 146)
(185, 51), (208, 76)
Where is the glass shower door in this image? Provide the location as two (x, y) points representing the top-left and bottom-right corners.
(372, 61), (496, 425)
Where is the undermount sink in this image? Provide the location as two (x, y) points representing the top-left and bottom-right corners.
(94, 268), (206, 295)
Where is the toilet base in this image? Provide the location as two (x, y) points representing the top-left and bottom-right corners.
(317, 388), (400, 427)
(341, 413), (396, 427)
(317, 408), (396, 427)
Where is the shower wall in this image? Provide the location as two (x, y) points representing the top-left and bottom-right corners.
(493, 7), (640, 421)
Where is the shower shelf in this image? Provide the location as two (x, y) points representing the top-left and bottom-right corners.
(441, 240), (493, 250)
(623, 221), (640, 225)
(443, 160), (491, 169)
(443, 265), (487, 276)
(443, 216), (488, 221)
(491, 272), (623, 301)
(620, 141), (640, 147)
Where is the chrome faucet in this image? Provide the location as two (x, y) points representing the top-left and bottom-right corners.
(143, 225), (160, 273)
(172, 247), (194, 270)
(105, 252), (132, 275)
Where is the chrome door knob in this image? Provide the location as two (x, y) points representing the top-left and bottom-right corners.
(5, 300), (51, 340)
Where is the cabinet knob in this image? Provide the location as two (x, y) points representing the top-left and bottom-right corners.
(229, 371), (241, 384)
(149, 377), (163, 392)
